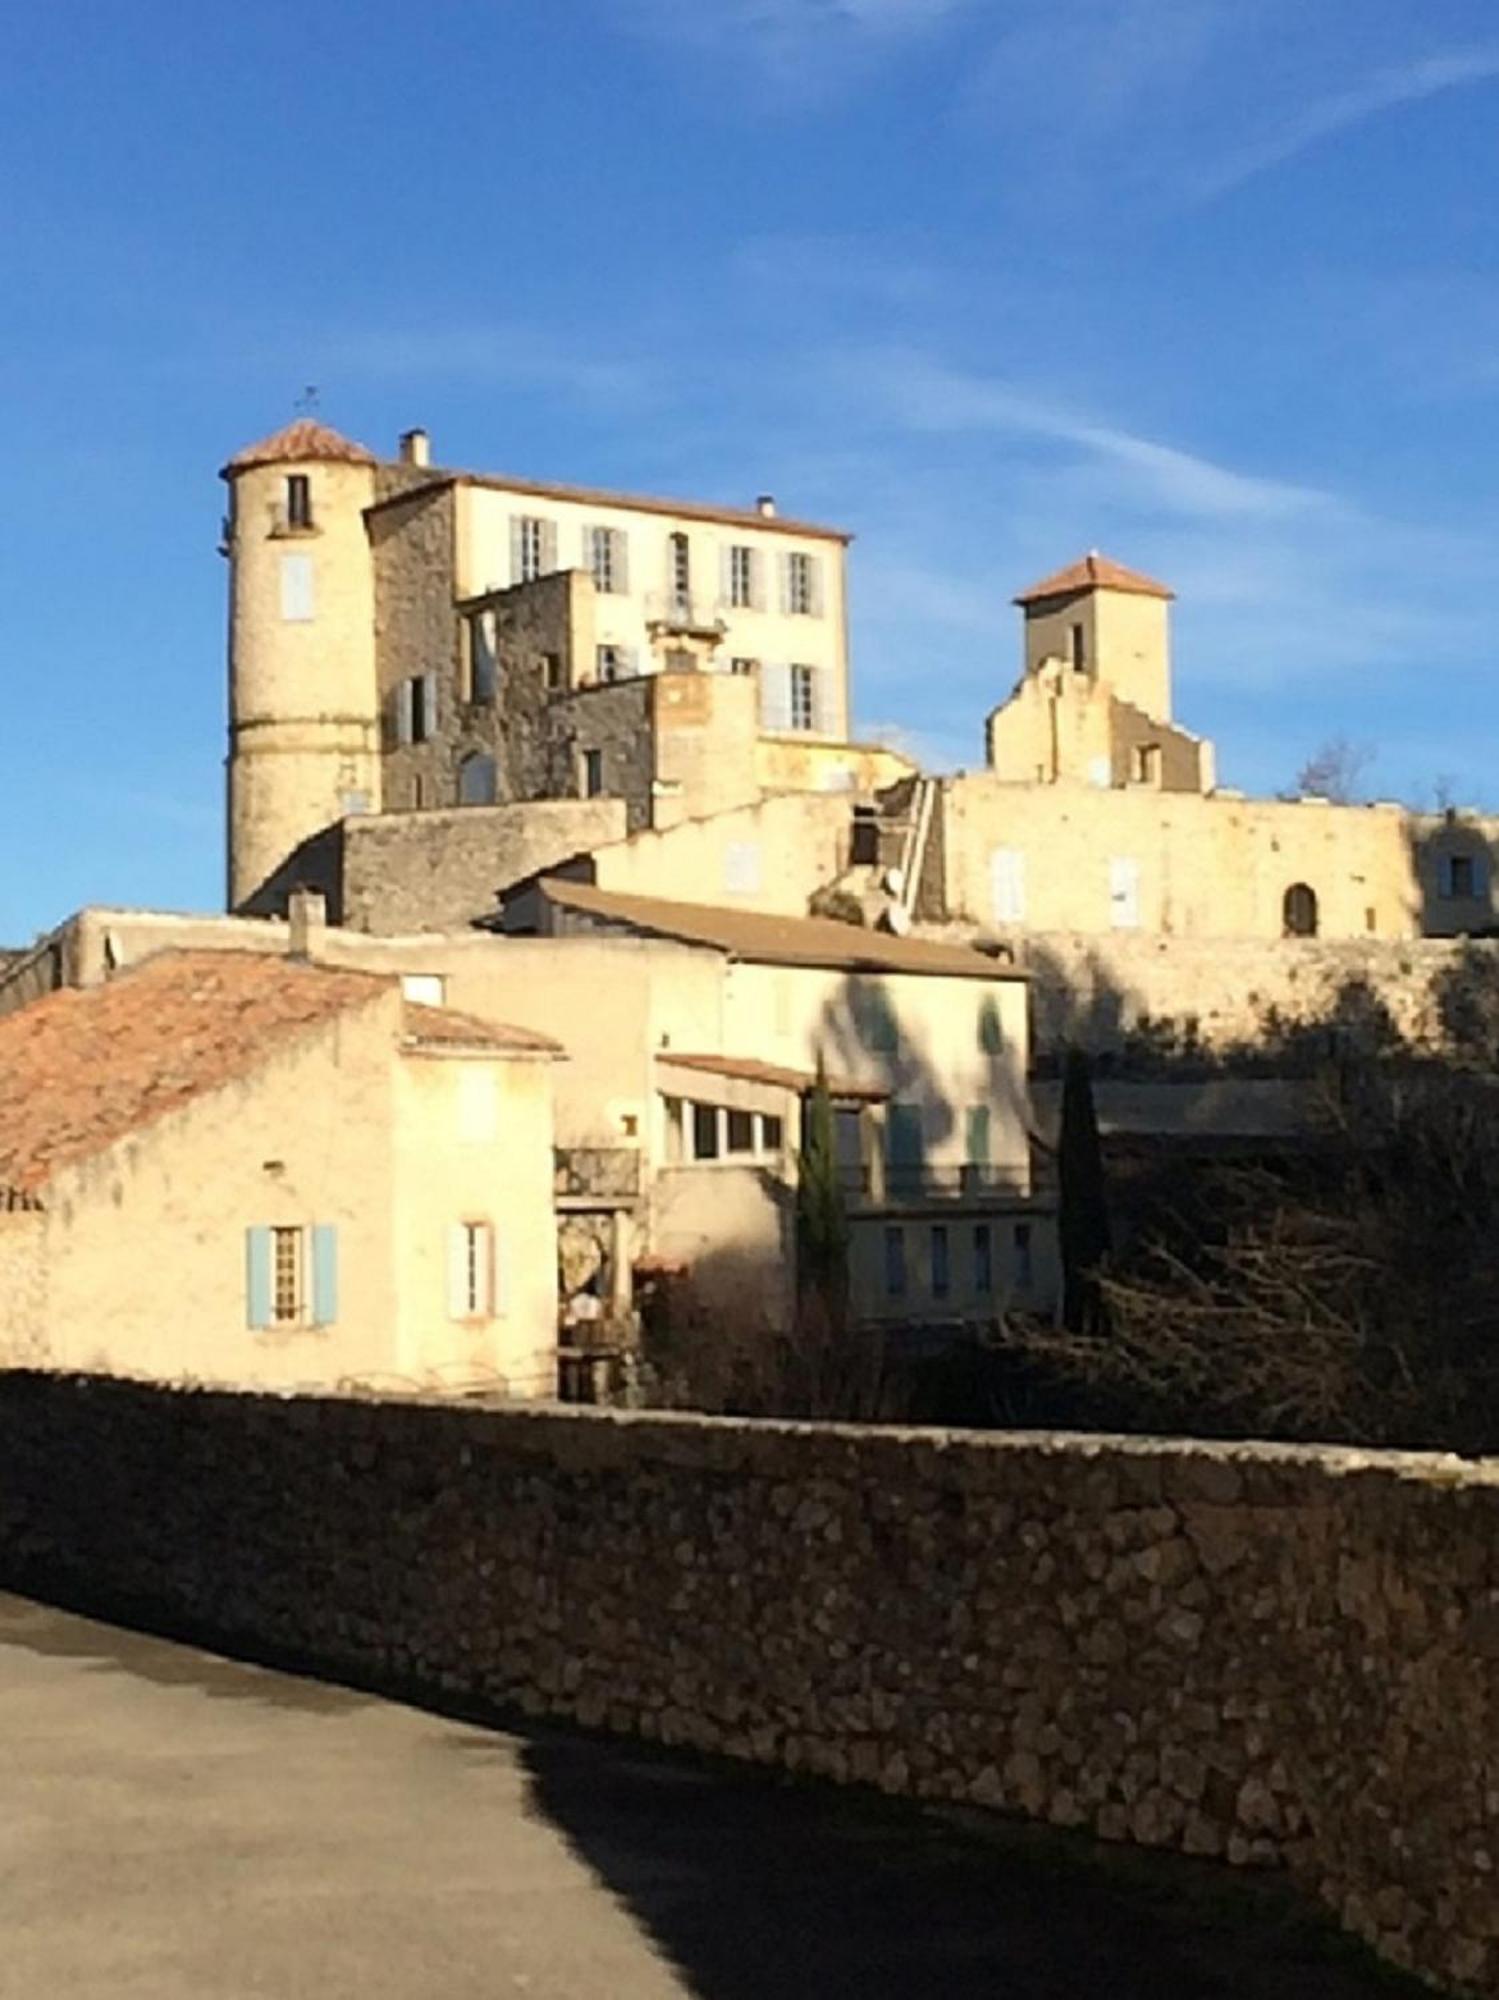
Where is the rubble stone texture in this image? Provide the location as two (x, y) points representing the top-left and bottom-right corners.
(0, 1375), (1495, 1995)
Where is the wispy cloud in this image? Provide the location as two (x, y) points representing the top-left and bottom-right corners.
(618, 0), (975, 95)
(1193, 44), (1499, 200)
(320, 325), (654, 410)
(832, 349), (1333, 522)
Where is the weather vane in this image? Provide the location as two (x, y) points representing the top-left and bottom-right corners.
(293, 385), (321, 416)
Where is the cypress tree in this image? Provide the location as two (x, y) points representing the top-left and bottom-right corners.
(796, 1063), (850, 1330)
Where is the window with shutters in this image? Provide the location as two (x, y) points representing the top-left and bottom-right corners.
(408, 674), (433, 743)
(246, 1223), (338, 1330)
(517, 516), (548, 582)
(582, 748), (604, 797)
(596, 643), (631, 683)
(458, 752), (497, 806)
(728, 545), (756, 609)
(729, 656), (757, 677)
(285, 474), (313, 530)
(467, 613), (497, 703)
(272, 1226), (302, 1324)
(789, 664), (816, 731)
(785, 551), (818, 616)
(449, 1220), (495, 1319)
(978, 998), (1004, 1055)
(587, 525), (627, 593)
(1440, 853), (1485, 900)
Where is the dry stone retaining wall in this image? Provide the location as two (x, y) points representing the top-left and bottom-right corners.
(1, 1374), (1496, 1993)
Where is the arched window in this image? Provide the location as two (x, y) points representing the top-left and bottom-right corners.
(457, 752), (498, 807)
(1283, 882), (1318, 938)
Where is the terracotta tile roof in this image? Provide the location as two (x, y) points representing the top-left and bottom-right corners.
(524, 880), (1025, 982)
(366, 469), (850, 544)
(223, 419), (378, 476)
(1014, 552), (1174, 606)
(403, 1002), (561, 1053)
(657, 1052), (887, 1101)
(0, 951), (397, 1200)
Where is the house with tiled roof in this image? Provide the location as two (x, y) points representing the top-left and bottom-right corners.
(0, 949), (560, 1396)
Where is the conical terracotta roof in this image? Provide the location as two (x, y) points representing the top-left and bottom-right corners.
(223, 419), (378, 475)
(1014, 552), (1174, 606)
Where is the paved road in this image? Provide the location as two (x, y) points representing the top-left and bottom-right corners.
(0, 1591), (1411, 1999)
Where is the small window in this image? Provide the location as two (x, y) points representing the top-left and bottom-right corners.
(1134, 743), (1161, 785)
(1070, 622), (1086, 671)
(1014, 1222), (1034, 1292)
(272, 1225), (303, 1324)
(401, 973), (446, 1006)
(396, 674), (435, 746)
(930, 1225), (950, 1300)
(726, 1109), (755, 1155)
(884, 1225), (907, 1299)
(516, 515), (549, 583)
(973, 1224), (993, 1296)
(669, 530), (691, 604)
(691, 1102), (720, 1160)
(448, 1219), (495, 1319)
(458, 751), (497, 806)
(760, 1113), (784, 1153)
(1447, 854), (1478, 899)
(542, 651), (564, 691)
(597, 643), (629, 683)
(789, 663), (816, 732)
(728, 545), (756, 609)
(587, 525), (627, 593)
(966, 1105), (992, 1168)
(467, 613), (497, 703)
(729, 656), (758, 677)
(785, 551), (819, 616)
(978, 998), (1004, 1055)
(665, 647), (695, 674)
(286, 474), (312, 529)
(582, 748), (604, 797)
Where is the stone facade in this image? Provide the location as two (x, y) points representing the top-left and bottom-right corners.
(3, 1377), (1498, 1995)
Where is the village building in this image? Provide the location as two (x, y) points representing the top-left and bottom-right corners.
(0, 949), (560, 1396)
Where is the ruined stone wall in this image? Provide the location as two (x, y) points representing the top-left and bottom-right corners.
(979, 930), (1499, 1065)
(338, 800), (628, 932)
(370, 482), (459, 811)
(2, 1376), (1497, 1994)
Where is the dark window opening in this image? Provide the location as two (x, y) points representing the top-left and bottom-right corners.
(930, 1225), (950, 1300)
(761, 1114), (784, 1152)
(582, 748), (603, 797)
(691, 1103), (720, 1160)
(1282, 882), (1318, 938)
(884, 1226), (906, 1299)
(1070, 622), (1086, 671)
(286, 474), (312, 529)
(726, 1109), (754, 1154)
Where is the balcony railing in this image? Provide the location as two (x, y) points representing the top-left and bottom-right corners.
(842, 1162), (1049, 1207)
(642, 592), (729, 639)
(553, 1147), (642, 1202)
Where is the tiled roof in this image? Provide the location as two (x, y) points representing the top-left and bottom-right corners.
(403, 1002), (561, 1053)
(224, 419), (378, 475)
(525, 880), (1025, 982)
(0, 951), (395, 1199)
(1014, 553), (1174, 606)
(657, 1052), (887, 1101)
(366, 469), (850, 544)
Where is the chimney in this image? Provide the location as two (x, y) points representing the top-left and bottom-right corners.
(399, 428), (431, 468)
(756, 494), (777, 518)
(287, 887), (327, 961)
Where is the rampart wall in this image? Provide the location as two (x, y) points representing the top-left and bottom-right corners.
(2, 1376), (1497, 1993)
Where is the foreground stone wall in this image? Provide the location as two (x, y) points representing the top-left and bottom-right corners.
(1, 1376), (1496, 1994)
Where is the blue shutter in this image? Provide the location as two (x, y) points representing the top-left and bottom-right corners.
(246, 1227), (272, 1330)
(311, 1225), (339, 1325)
(967, 1105), (992, 1164)
(509, 516), (526, 584)
(541, 519), (559, 575)
(807, 554), (825, 617)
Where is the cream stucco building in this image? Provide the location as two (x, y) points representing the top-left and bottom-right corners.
(0, 948), (560, 1396)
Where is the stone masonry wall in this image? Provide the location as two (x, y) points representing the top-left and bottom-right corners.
(2, 1375), (1498, 1993)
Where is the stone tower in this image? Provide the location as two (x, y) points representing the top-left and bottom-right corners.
(222, 420), (382, 910)
(1014, 552), (1175, 723)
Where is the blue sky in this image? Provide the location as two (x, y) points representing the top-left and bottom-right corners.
(4, 0), (1499, 940)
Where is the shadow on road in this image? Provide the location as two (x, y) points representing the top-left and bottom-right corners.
(489, 1730), (1412, 2000)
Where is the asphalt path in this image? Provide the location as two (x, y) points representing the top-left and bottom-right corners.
(0, 1592), (1414, 1998)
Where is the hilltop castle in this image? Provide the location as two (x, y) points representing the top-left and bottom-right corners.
(223, 418), (1497, 959)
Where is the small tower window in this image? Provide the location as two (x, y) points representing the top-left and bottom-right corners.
(1070, 622), (1086, 671)
(1283, 883), (1319, 938)
(286, 474), (312, 530)
(669, 530), (690, 607)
